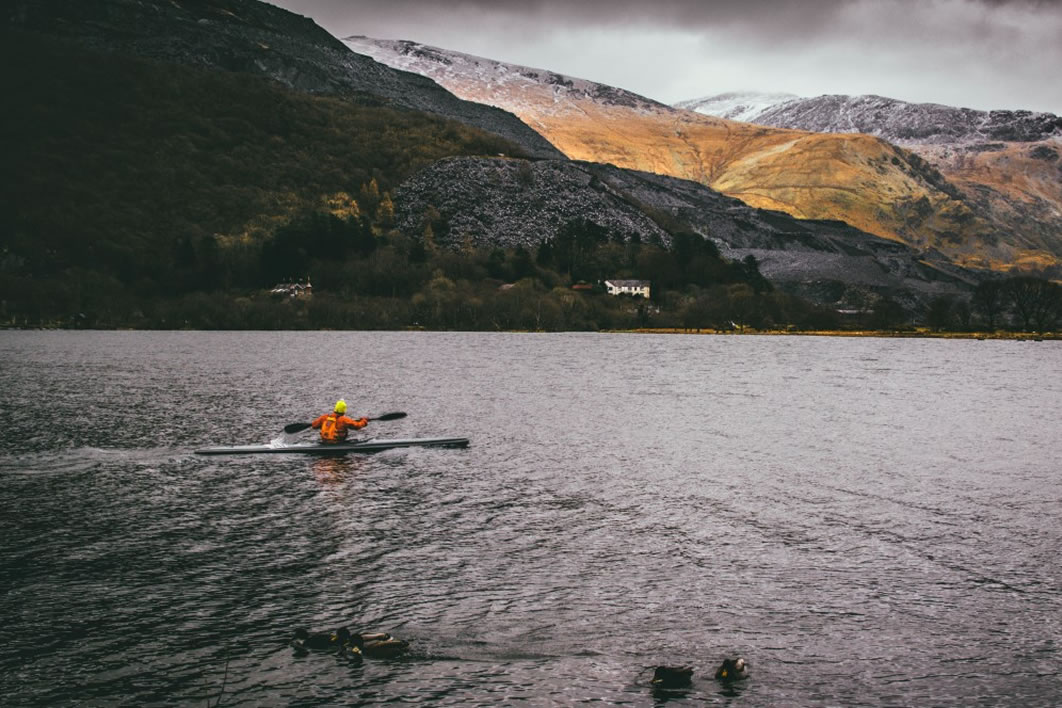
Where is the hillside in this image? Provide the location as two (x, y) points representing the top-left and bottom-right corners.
(685, 93), (1062, 273)
(0, 33), (521, 308)
(345, 37), (1020, 271)
(395, 157), (977, 306)
(4, 0), (563, 159)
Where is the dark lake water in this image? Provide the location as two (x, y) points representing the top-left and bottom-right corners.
(1, 331), (1060, 706)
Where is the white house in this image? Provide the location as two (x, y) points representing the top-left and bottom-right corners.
(270, 279), (313, 298)
(604, 279), (651, 298)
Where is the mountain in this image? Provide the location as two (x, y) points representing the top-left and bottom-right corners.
(344, 37), (1032, 273)
(685, 93), (1062, 273)
(2, 0), (984, 326)
(1, 30), (524, 306)
(395, 157), (977, 306)
(4, 0), (563, 160)
(675, 92), (797, 123)
(685, 93), (1062, 147)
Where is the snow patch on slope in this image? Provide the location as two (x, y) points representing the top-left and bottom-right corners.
(674, 92), (799, 123)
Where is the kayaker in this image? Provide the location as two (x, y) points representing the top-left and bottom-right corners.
(311, 400), (368, 444)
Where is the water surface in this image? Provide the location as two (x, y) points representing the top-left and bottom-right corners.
(1, 331), (1060, 705)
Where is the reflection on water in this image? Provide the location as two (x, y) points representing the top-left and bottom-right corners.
(1, 331), (1060, 705)
(312, 455), (364, 486)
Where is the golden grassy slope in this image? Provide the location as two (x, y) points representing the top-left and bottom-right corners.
(919, 140), (1062, 270)
(924, 141), (1061, 207)
(529, 102), (994, 258)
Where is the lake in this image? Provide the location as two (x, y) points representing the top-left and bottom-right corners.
(1, 331), (1060, 705)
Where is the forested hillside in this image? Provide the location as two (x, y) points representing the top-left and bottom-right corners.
(0, 34), (509, 321)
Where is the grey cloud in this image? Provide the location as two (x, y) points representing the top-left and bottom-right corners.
(275, 0), (857, 36)
(268, 0), (1062, 113)
(272, 0), (1062, 62)
(272, 0), (1062, 32)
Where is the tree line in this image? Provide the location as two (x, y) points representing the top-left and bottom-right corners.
(923, 278), (1062, 333)
(0, 202), (819, 330)
(5, 190), (1059, 332)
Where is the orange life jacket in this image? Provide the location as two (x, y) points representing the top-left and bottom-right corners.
(320, 414), (341, 442)
(313, 412), (367, 443)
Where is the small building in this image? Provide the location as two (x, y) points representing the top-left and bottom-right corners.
(270, 279), (313, 298)
(604, 279), (650, 298)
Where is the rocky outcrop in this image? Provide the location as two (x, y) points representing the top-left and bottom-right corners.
(4, 0), (564, 159)
(396, 157), (979, 306)
(396, 157), (671, 249)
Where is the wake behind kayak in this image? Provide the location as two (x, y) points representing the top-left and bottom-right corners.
(195, 437), (470, 456)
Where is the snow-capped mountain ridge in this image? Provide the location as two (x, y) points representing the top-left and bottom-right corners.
(685, 93), (1062, 146)
(343, 36), (669, 119)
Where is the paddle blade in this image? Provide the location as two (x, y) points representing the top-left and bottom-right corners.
(284, 422), (312, 434)
(372, 412), (407, 421)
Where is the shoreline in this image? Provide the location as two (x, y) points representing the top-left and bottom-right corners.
(1, 325), (1058, 340)
(618, 328), (1060, 340)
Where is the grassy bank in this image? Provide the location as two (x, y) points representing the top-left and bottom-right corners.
(623, 328), (1061, 340)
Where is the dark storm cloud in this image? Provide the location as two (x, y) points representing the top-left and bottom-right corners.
(274, 0), (1062, 36)
(269, 0), (1062, 113)
(274, 0), (865, 41)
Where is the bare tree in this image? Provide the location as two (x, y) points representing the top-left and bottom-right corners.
(926, 295), (955, 331)
(972, 279), (1006, 330)
(1004, 277), (1062, 332)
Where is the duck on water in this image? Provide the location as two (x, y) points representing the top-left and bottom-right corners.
(650, 657), (750, 690)
(291, 627), (410, 660)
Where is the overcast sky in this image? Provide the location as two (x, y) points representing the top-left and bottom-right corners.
(269, 0), (1062, 114)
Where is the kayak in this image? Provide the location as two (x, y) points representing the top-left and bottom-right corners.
(195, 436), (470, 456)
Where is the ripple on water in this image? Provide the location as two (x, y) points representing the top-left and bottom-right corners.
(1, 332), (1060, 705)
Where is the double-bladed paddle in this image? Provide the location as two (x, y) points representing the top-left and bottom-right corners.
(283, 412), (407, 435)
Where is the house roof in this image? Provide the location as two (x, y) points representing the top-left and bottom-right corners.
(605, 279), (650, 287)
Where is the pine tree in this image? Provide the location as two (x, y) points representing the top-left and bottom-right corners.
(375, 192), (395, 227)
